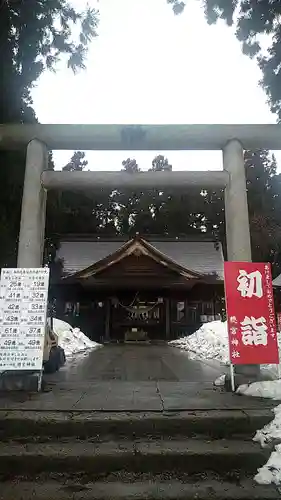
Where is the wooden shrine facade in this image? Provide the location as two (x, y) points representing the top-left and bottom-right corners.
(52, 235), (225, 342)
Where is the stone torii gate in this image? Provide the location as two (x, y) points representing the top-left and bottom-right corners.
(1, 123), (280, 383)
(4, 122), (279, 268)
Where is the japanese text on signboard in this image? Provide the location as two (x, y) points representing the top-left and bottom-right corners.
(224, 262), (279, 365)
(0, 268), (49, 371)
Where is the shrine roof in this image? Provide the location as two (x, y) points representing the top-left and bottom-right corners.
(56, 235), (224, 280)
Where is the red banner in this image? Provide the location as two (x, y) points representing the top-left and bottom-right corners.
(224, 262), (279, 365)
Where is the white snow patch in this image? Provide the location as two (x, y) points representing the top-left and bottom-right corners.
(235, 331), (281, 485)
(260, 331), (281, 379)
(53, 318), (101, 358)
(168, 321), (229, 364)
(253, 404), (281, 447)
(237, 380), (281, 400)
(255, 442), (281, 485)
(169, 321), (281, 379)
(214, 374), (226, 386)
(237, 374), (281, 485)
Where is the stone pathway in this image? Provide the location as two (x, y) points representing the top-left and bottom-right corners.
(0, 345), (279, 500)
(0, 345), (276, 411)
(49, 344), (227, 382)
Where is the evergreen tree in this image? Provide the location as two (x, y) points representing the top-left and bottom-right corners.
(150, 155), (172, 172)
(0, 1), (98, 266)
(166, 0), (186, 15)
(46, 149), (281, 274)
(202, 149), (281, 272)
(121, 158), (140, 173)
(199, 0), (281, 118)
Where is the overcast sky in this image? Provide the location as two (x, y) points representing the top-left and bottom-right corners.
(32, 0), (281, 171)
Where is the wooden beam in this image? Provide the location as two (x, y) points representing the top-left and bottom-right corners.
(105, 299), (110, 343)
(41, 170), (229, 190)
(165, 298), (170, 341)
(1, 123), (281, 150)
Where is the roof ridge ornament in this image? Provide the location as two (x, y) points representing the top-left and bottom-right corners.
(132, 248), (142, 257)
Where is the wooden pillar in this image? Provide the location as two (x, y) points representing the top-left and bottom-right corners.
(212, 298), (216, 319)
(165, 298), (170, 340)
(105, 299), (110, 342)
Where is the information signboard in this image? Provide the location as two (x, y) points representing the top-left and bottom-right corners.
(0, 268), (49, 371)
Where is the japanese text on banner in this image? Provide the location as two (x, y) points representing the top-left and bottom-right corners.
(224, 262), (279, 365)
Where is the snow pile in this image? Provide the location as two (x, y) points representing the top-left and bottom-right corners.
(169, 321), (229, 364)
(237, 380), (281, 485)
(261, 331), (281, 379)
(254, 404), (281, 448)
(255, 443), (281, 485)
(253, 403), (281, 485)
(52, 318), (101, 357)
(237, 380), (281, 400)
(169, 321), (281, 376)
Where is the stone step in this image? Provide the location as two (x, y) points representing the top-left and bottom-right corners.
(0, 479), (279, 499)
(0, 439), (270, 476)
(0, 409), (273, 440)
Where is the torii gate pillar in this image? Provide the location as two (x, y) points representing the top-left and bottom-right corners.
(223, 139), (252, 262)
(17, 139), (47, 268)
(223, 139), (260, 383)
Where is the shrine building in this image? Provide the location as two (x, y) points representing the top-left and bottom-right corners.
(52, 234), (225, 343)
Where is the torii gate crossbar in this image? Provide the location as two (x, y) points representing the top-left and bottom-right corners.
(4, 123), (265, 269)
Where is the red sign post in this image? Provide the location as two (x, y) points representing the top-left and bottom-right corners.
(224, 262), (279, 366)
